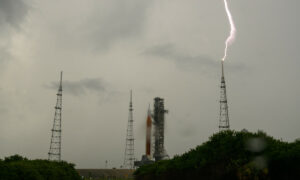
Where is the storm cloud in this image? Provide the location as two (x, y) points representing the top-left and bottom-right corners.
(47, 78), (107, 96)
(144, 43), (246, 73)
(0, 0), (29, 28)
(84, 0), (152, 50)
(0, 0), (29, 67)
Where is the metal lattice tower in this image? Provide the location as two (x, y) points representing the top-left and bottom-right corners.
(48, 71), (63, 161)
(153, 97), (168, 161)
(123, 90), (135, 169)
(219, 61), (230, 131)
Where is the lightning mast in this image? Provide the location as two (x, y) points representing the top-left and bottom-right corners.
(219, 62), (230, 131)
(48, 71), (63, 161)
(123, 90), (135, 169)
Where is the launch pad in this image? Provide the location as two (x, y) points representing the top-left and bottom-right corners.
(134, 97), (169, 167)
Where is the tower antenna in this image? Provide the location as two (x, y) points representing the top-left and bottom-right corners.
(123, 90), (135, 169)
(48, 71), (63, 161)
(219, 62), (230, 131)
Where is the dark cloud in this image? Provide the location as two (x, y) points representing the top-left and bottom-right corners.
(47, 78), (107, 96)
(0, 0), (29, 28)
(85, 0), (151, 50)
(143, 44), (246, 73)
(0, 0), (29, 68)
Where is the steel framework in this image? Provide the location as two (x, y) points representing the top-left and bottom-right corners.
(219, 61), (230, 131)
(123, 90), (135, 169)
(48, 71), (63, 161)
(153, 97), (168, 161)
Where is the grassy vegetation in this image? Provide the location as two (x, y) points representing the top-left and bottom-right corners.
(84, 178), (133, 180)
(134, 130), (300, 180)
(0, 155), (81, 180)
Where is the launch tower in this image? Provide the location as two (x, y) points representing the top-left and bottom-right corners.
(153, 97), (168, 161)
(48, 71), (63, 161)
(219, 61), (230, 131)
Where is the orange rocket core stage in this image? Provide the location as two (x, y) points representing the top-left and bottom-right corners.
(146, 111), (152, 157)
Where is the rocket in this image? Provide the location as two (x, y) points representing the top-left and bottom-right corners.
(146, 105), (152, 158)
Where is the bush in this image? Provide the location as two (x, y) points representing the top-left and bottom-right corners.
(0, 155), (80, 180)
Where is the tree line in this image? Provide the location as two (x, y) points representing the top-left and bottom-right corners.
(0, 155), (81, 180)
(134, 130), (300, 180)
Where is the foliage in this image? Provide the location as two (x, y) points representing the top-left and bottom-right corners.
(0, 155), (81, 180)
(134, 130), (300, 180)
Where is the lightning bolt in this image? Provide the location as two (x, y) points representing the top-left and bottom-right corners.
(222, 0), (236, 61)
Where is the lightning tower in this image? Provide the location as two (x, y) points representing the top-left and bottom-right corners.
(48, 71), (63, 161)
(219, 62), (230, 131)
(123, 90), (135, 169)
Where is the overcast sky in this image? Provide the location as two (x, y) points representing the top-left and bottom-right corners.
(0, 0), (300, 168)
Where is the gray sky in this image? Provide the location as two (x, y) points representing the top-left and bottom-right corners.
(0, 0), (300, 168)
